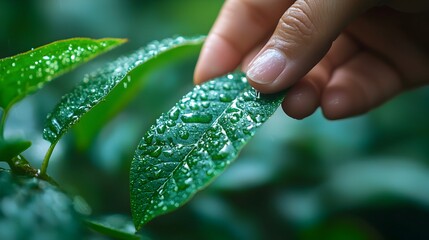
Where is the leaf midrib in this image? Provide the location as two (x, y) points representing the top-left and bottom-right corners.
(139, 82), (252, 223)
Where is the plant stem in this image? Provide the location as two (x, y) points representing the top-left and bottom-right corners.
(0, 108), (8, 139)
(41, 143), (56, 175)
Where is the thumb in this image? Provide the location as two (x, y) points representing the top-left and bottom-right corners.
(246, 0), (378, 93)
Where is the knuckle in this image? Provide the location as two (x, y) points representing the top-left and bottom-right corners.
(279, 1), (317, 41)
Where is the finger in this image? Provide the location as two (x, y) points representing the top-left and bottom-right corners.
(346, 8), (429, 87)
(322, 52), (403, 119)
(246, 0), (378, 93)
(241, 41), (265, 72)
(282, 33), (360, 119)
(194, 0), (293, 84)
(281, 61), (331, 119)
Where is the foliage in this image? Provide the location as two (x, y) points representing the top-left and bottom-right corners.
(130, 73), (283, 228)
(0, 36), (285, 239)
(3, 2), (429, 239)
(0, 38), (125, 113)
(0, 169), (83, 240)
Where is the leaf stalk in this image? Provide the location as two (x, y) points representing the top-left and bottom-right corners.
(41, 143), (57, 175)
(0, 108), (8, 139)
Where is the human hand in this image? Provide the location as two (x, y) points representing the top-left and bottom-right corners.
(194, 0), (429, 119)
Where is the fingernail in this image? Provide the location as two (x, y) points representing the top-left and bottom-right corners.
(246, 49), (287, 84)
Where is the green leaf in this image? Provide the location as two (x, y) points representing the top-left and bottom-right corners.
(86, 215), (146, 240)
(0, 169), (84, 239)
(43, 36), (205, 146)
(130, 72), (285, 229)
(0, 38), (126, 111)
(0, 139), (31, 162)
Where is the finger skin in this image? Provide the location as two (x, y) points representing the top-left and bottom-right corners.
(194, 0), (292, 84)
(246, 0), (378, 93)
(196, 0), (429, 121)
(322, 52), (402, 119)
(282, 34), (359, 119)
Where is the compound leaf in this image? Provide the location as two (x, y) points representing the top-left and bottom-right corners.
(130, 72), (284, 229)
(0, 38), (125, 111)
(43, 36), (205, 146)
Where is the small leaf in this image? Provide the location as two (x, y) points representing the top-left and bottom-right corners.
(130, 72), (285, 229)
(0, 139), (31, 162)
(43, 36), (205, 145)
(86, 215), (146, 240)
(0, 38), (126, 111)
(0, 169), (84, 239)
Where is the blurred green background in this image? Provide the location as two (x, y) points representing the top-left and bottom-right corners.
(2, 0), (429, 239)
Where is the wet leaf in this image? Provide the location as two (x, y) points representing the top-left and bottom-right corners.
(0, 139), (31, 162)
(130, 72), (285, 229)
(0, 38), (126, 111)
(86, 214), (146, 240)
(0, 169), (84, 239)
(43, 36), (205, 146)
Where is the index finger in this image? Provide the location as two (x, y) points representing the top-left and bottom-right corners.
(194, 0), (293, 84)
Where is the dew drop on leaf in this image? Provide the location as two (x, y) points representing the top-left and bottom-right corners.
(178, 130), (190, 140)
(219, 93), (232, 102)
(130, 72), (285, 229)
(180, 113), (213, 124)
(201, 102), (210, 108)
(149, 147), (163, 158)
(156, 124), (167, 134)
(168, 107), (180, 121)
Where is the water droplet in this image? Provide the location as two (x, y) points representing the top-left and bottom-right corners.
(201, 102), (210, 108)
(212, 140), (220, 147)
(243, 124), (255, 135)
(166, 119), (176, 127)
(183, 162), (190, 170)
(181, 113), (212, 124)
(254, 114), (265, 123)
(189, 101), (199, 110)
(199, 92), (208, 101)
(179, 103), (187, 110)
(184, 178), (193, 185)
(243, 92), (253, 101)
(163, 149), (173, 157)
(223, 82), (231, 90)
(230, 112), (240, 123)
(157, 124), (167, 134)
(212, 144), (234, 160)
(169, 107), (180, 121)
(51, 118), (61, 133)
(144, 133), (154, 144)
(149, 146), (162, 157)
(219, 93), (232, 102)
(179, 130), (190, 140)
(255, 89), (261, 99)
(190, 92), (198, 100)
